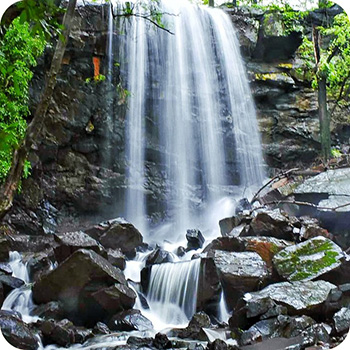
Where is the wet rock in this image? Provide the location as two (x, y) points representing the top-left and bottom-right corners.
(219, 217), (240, 237)
(106, 248), (126, 270)
(91, 283), (136, 314)
(0, 274), (25, 297)
(239, 336), (305, 350)
(127, 336), (154, 347)
(0, 237), (10, 261)
(92, 322), (111, 335)
(242, 280), (336, 318)
(189, 312), (211, 329)
(146, 248), (174, 266)
(209, 250), (270, 308)
(248, 209), (295, 240)
(33, 249), (128, 326)
(235, 198), (252, 214)
(197, 258), (221, 313)
(54, 231), (106, 263)
(99, 221), (143, 258)
(153, 333), (172, 349)
(32, 301), (65, 320)
(186, 229), (205, 250)
(333, 307), (350, 335)
(25, 251), (54, 282)
(0, 282), (4, 308)
(273, 237), (344, 282)
(0, 310), (40, 350)
(108, 309), (153, 331)
(5, 234), (58, 253)
(177, 246), (186, 257)
(0, 262), (12, 275)
(206, 339), (230, 350)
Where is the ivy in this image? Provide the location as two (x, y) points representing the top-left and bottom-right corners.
(0, 18), (46, 183)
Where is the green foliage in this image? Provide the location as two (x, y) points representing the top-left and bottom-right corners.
(0, 18), (46, 183)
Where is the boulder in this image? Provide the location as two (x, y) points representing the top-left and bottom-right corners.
(5, 234), (58, 253)
(248, 209), (296, 240)
(209, 250), (270, 308)
(32, 249), (131, 326)
(0, 274), (25, 297)
(0, 263), (12, 275)
(333, 307), (350, 335)
(91, 283), (136, 314)
(25, 251), (54, 282)
(32, 301), (65, 320)
(242, 280), (336, 319)
(0, 237), (10, 261)
(0, 311), (40, 350)
(273, 237), (344, 282)
(146, 248), (174, 266)
(99, 222), (143, 257)
(106, 248), (126, 270)
(108, 309), (153, 331)
(186, 229), (205, 250)
(54, 231), (106, 263)
(92, 322), (111, 335)
(153, 333), (172, 349)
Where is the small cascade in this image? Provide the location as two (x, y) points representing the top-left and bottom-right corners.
(146, 258), (201, 326)
(218, 291), (230, 323)
(2, 251), (39, 323)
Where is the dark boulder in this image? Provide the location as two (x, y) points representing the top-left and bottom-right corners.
(0, 311), (40, 350)
(235, 198), (252, 215)
(146, 248), (174, 266)
(99, 221), (143, 258)
(333, 307), (350, 335)
(106, 248), (126, 270)
(0, 274), (25, 297)
(54, 231), (106, 263)
(5, 234), (58, 253)
(32, 249), (131, 326)
(32, 301), (65, 320)
(186, 229), (205, 250)
(25, 251), (54, 282)
(0, 237), (10, 261)
(153, 333), (172, 349)
(92, 322), (111, 335)
(108, 309), (153, 331)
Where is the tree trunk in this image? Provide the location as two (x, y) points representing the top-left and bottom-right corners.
(209, 0), (214, 7)
(312, 25), (331, 161)
(0, 0), (77, 219)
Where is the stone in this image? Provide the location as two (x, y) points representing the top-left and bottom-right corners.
(0, 274), (25, 297)
(186, 229), (205, 250)
(0, 262), (12, 275)
(243, 280), (336, 318)
(235, 198), (252, 214)
(209, 250), (270, 308)
(273, 237), (344, 281)
(108, 309), (153, 331)
(248, 209), (295, 240)
(32, 249), (129, 326)
(54, 231), (106, 263)
(99, 222), (143, 257)
(177, 246), (186, 257)
(206, 339), (229, 350)
(106, 248), (126, 270)
(5, 234), (58, 253)
(93, 322), (111, 335)
(188, 312), (211, 329)
(0, 311), (40, 350)
(146, 248), (174, 266)
(25, 251), (54, 282)
(153, 333), (172, 349)
(91, 283), (136, 314)
(127, 336), (154, 347)
(333, 307), (350, 335)
(0, 237), (10, 262)
(32, 301), (65, 320)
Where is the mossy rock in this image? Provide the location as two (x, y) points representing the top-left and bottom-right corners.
(273, 236), (344, 282)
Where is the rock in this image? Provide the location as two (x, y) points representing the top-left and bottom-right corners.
(106, 248), (126, 270)
(127, 336), (154, 347)
(206, 339), (229, 350)
(197, 258), (221, 313)
(186, 229), (205, 250)
(32, 301), (65, 320)
(333, 307), (350, 335)
(235, 198), (252, 214)
(91, 283), (136, 314)
(99, 222), (143, 257)
(248, 209), (296, 240)
(108, 309), (153, 331)
(177, 246), (186, 257)
(188, 312), (211, 329)
(0, 262), (12, 275)
(0, 311), (40, 350)
(93, 322), (111, 335)
(153, 333), (172, 349)
(0, 237), (10, 261)
(54, 231), (106, 263)
(25, 251), (54, 282)
(146, 248), (174, 266)
(219, 217), (240, 237)
(5, 234), (58, 253)
(242, 280), (336, 319)
(0, 282), (4, 308)
(209, 250), (270, 308)
(32, 249), (129, 326)
(273, 237), (344, 282)
(0, 274), (25, 297)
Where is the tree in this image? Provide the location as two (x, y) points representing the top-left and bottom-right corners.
(0, 0), (77, 218)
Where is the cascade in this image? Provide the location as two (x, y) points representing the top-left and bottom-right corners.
(110, 0), (265, 240)
(2, 252), (39, 323)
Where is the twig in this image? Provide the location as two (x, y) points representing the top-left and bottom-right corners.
(251, 168), (299, 204)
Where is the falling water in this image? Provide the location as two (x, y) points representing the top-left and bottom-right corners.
(111, 0), (265, 239)
(2, 251), (39, 323)
(146, 258), (201, 326)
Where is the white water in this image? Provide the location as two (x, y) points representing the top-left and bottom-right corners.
(110, 0), (265, 241)
(1, 251), (39, 323)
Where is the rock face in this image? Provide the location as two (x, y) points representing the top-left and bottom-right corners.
(32, 249), (135, 326)
(273, 236), (344, 281)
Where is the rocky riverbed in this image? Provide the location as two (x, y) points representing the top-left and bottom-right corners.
(1, 169), (350, 350)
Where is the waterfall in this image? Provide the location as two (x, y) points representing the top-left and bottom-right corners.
(2, 252), (39, 323)
(109, 0), (265, 240)
(146, 258), (201, 327)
